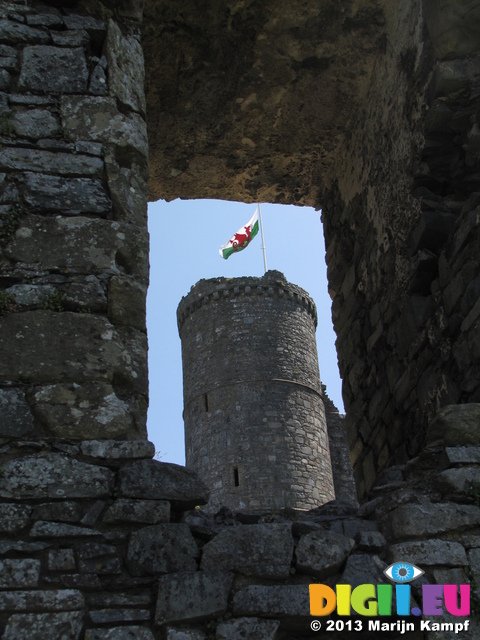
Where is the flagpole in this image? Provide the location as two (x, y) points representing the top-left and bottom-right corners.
(258, 203), (267, 274)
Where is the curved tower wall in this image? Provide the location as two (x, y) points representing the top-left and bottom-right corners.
(177, 270), (335, 512)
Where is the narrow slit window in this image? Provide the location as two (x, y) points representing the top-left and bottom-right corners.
(204, 394), (208, 412)
(233, 466), (239, 487)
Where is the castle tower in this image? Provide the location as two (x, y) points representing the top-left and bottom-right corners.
(177, 270), (335, 512)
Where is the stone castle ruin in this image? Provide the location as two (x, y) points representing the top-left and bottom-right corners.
(0, 0), (479, 638)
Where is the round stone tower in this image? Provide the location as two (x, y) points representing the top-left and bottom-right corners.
(177, 270), (335, 512)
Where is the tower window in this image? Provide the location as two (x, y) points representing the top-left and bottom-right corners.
(233, 466), (239, 487)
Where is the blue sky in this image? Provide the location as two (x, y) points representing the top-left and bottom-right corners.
(146, 199), (344, 464)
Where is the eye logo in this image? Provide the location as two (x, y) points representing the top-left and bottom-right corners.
(384, 562), (424, 583)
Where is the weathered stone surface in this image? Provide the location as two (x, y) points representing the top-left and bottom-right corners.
(48, 549), (76, 572)
(19, 46), (88, 93)
(467, 548), (480, 599)
(444, 446), (480, 466)
(201, 524), (293, 578)
(52, 30), (89, 47)
(3, 611), (83, 640)
(0, 388), (35, 437)
(424, 0), (480, 59)
(232, 585), (310, 619)
(0, 148), (102, 176)
(31, 521), (102, 538)
(355, 530), (386, 552)
(105, 155), (147, 224)
(0, 20), (50, 44)
(426, 404), (480, 445)
(0, 589), (83, 612)
(108, 276), (147, 330)
(32, 383), (134, 439)
(119, 459), (209, 507)
(388, 540), (467, 566)
(106, 19), (145, 113)
(0, 503), (31, 534)
(89, 56), (108, 95)
(340, 554), (386, 588)
(382, 500), (480, 541)
(32, 501), (82, 523)
(81, 440), (155, 460)
(85, 628), (155, 640)
(23, 173), (111, 214)
(12, 109), (60, 140)
(5, 215), (148, 282)
(103, 499), (170, 524)
(0, 559), (40, 588)
(438, 467), (480, 495)
(61, 96), (148, 159)
(155, 571), (233, 625)
(0, 312), (141, 388)
(0, 541), (49, 555)
(165, 630), (205, 640)
(63, 14), (106, 33)
(295, 530), (354, 577)
(0, 453), (114, 499)
(89, 610), (150, 624)
(216, 617), (280, 640)
(126, 524), (199, 575)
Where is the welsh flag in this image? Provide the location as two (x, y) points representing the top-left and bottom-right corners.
(219, 209), (259, 259)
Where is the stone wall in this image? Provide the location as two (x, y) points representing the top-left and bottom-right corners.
(323, 0), (480, 496)
(0, 0), (149, 441)
(177, 271), (335, 512)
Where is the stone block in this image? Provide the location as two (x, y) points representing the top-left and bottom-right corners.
(201, 523), (293, 579)
(388, 540), (467, 566)
(108, 276), (147, 330)
(32, 383), (134, 439)
(61, 96), (148, 159)
(340, 554), (386, 588)
(438, 467), (480, 495)
(119, 459), (209, 508)
(0, 453), (114, 499)
(0, 388), (35, 437)
(48, 550), (76, 572)
(232, 585), (310, 619)
(355, 530), (386, 552)
(19, 46), (88, 93)
(216, 617), (280, 640)
(106, 19), (145, 113)
(0, 20), (50, 44)
(444, 446), (480, 465)
(0, 148), (102, 176)
(89, 610), (150, 624)
(81, 440), (155, 460)
(30, 522), (102, 538)
(11, 109), (61, 140)
(105, 155), (147, 223)
(85, 628), (155, 640)
(0, 503), (31, 534)
(0, 589), (83, 612)
(0, 311), (141, 390)
(382, 500), (480, 541)
(32, 502), (82, 523)
(155, 571), (233, 625)
(126, 524), (199, 576)
(5, 215), (148, 282)
(3, 611), (83, 640)
(166, 630), (206, 640)
(0, 559), (40, 588)
(426, 404), (480, 445)
(102, 499), (170, 524)
(52, 30), (89, 47)
(295, 529), (354, 578)
(23, 172), (110, 214)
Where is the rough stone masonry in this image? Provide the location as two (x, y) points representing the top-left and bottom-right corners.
(0, 0), (480, 639)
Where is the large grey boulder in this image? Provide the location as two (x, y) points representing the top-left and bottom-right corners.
(119, 459), (209, 508)
(295, 529), (354, 578)
(426, 404), (480, 445)
(126, 524), (199, 576)
(201, 523), (293, 579)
